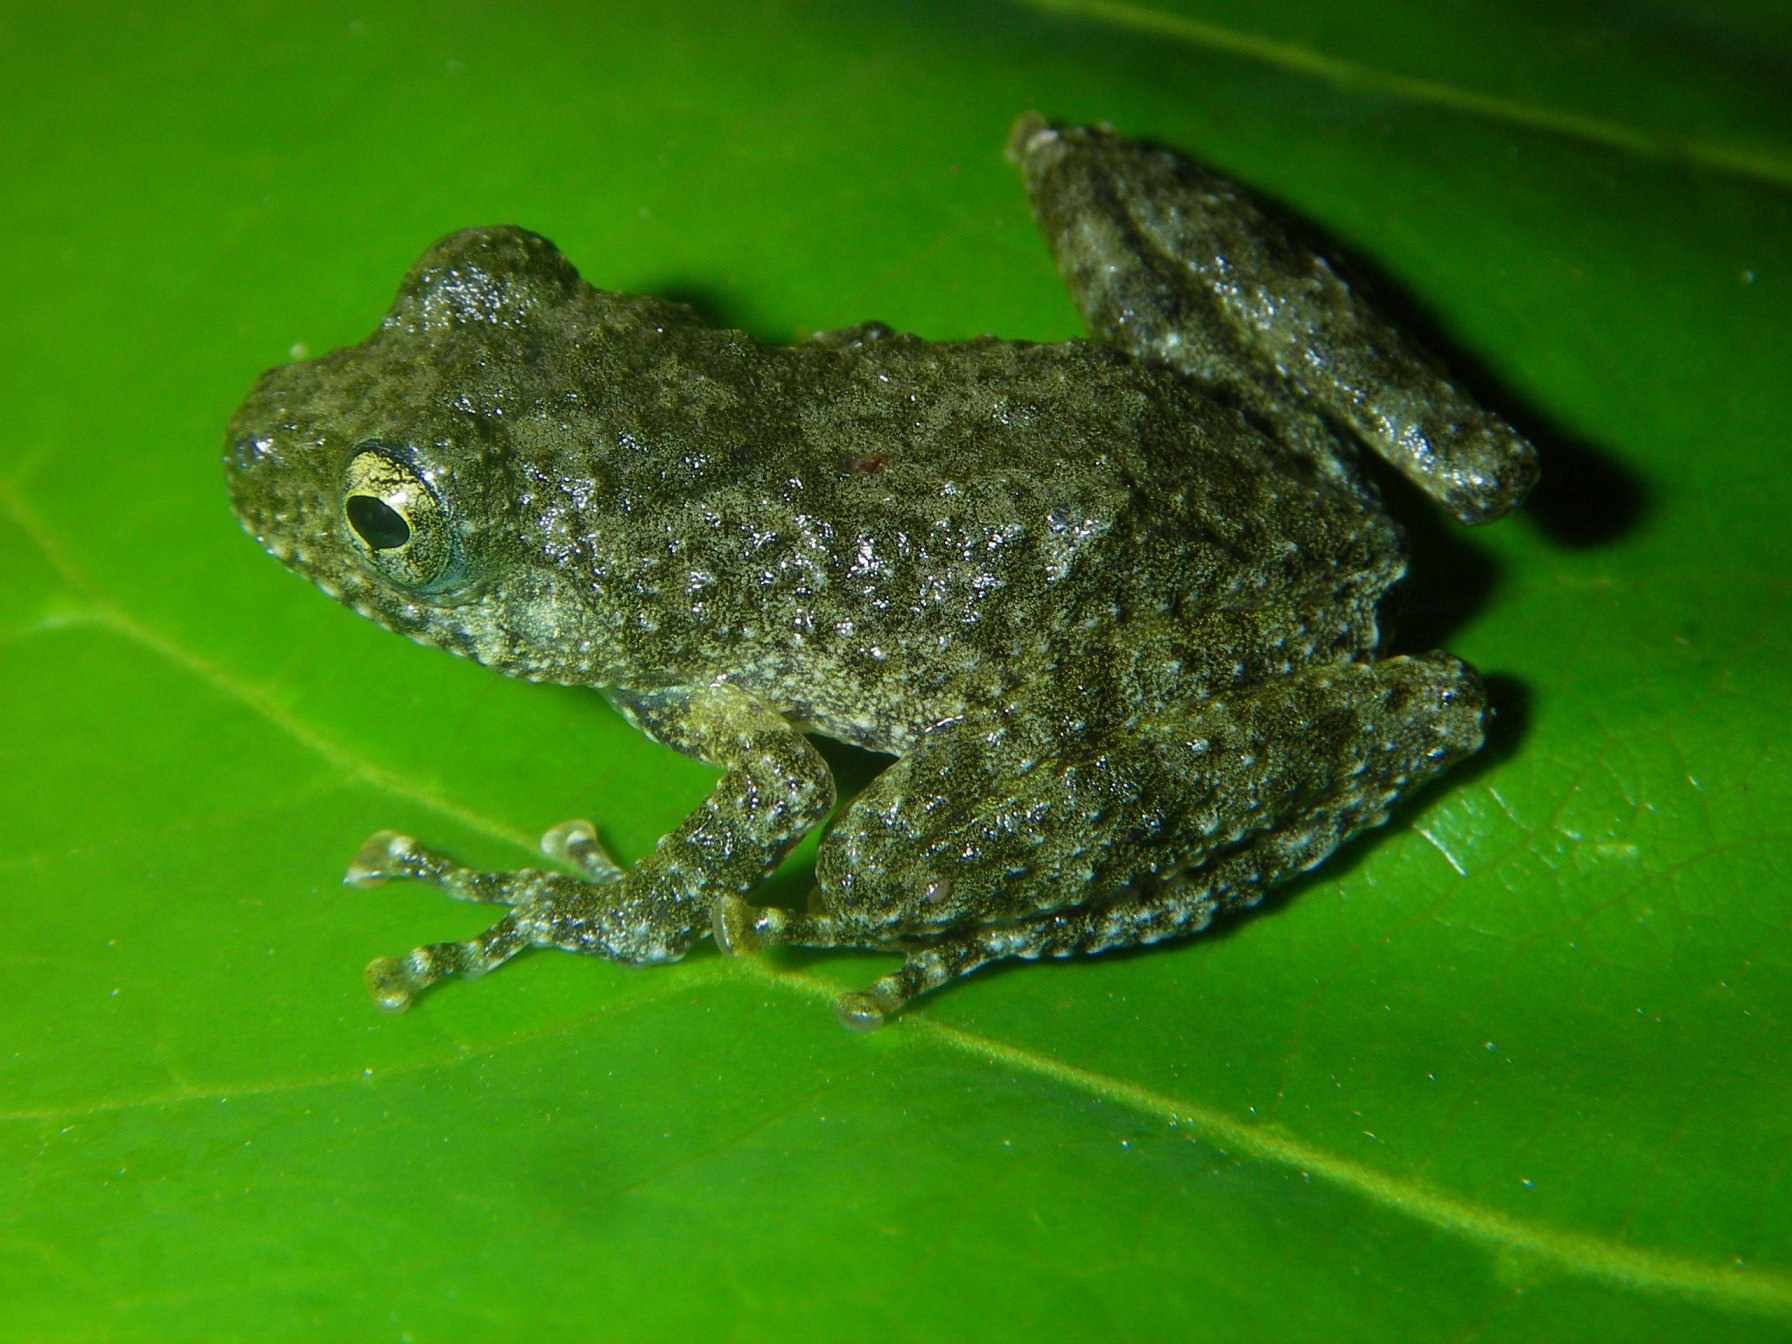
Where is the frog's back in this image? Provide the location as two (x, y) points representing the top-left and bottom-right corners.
(620, 327), (1403, 747)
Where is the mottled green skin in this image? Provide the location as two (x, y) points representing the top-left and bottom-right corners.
(224, 119), (1534, 1027)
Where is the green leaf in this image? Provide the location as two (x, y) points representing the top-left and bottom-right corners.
(4, 1), (1788, 1338)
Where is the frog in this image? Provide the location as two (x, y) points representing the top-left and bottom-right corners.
(224, 116), (1536, 1029)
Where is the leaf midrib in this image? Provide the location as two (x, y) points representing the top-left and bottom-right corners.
(1008, 0), (1792, 185)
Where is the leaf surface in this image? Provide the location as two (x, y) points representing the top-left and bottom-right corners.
(3, 2), (1789, 1339)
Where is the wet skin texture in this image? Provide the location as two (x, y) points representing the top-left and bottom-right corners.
(225, 118), (1536, 1028)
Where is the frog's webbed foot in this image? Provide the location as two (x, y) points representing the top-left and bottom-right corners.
(711, 895), (1013, 1031)
(713, 894), (1219, 1032)
(345, 825), (630, 1012)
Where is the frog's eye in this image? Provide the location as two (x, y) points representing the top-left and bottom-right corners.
(341, 447), (456, 589)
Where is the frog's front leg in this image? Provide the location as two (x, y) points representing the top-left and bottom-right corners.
(348, 683), (835, 1010)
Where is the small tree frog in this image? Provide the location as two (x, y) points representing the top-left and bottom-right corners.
(224, 117), (1536, 1028)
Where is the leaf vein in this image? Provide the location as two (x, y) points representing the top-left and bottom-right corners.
(897, 1002), (1792, 1318)
(1008, 0), (1792, 186)
(0, 480), (537, 855)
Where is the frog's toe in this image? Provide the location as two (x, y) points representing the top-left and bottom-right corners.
(832, 993), (886, 1032)
(344, 830), (416, 887)
(363, 912), (534, 1012)
(345, 830), (513, 903)
(1004, 111), (1053, 162)
(712, 894), (782, 956)
(363, 955), (419, 1012)
(838, 974), (924, 1039)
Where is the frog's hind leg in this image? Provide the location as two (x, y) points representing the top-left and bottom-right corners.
(712, 896), (1171, 1032)
(345, 827), (622, 1011)
(724, 890), (1230, 1033)
(1007, 116), (1538, 524)
(717, 652), (1487, 1028)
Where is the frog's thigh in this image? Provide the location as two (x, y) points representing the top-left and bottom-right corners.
(1009, 117), (1538, 523)
(809, 708), (1112, 936)
(845, 652), (1484, 933)
(723, 654), (1486, 1026)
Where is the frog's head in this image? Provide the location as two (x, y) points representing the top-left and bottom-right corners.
(223, 226), (613, 683)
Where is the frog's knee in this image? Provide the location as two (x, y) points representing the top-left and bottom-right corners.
(1004, 111), (1054, 163)
(1400, 652), (1488, 758)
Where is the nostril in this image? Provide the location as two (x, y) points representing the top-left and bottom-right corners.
(226, 436), (277, 474)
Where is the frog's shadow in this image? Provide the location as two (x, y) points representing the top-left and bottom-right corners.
(1125, 130), (1653, 555)
(1192, 172), (1649, 653)
(1380, 308), (1648, 556)
(640, 281), (766, 343)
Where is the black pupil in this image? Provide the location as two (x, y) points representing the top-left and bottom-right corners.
(346, 494), (411, 550)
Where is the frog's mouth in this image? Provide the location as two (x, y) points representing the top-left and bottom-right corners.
(420, 568), (609, 686)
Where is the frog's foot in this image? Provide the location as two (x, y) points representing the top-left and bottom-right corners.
(712, 897), (887, 1029)
(710, 897), (1061, 1030)
(711, 896), (979, 1031)
(347, 829), (624, 906)
(714, 894), (882, 964)
(348, 831), (552, 1011)
(720, 875), (1218, 1030)
(346, 828), (644, 1011)
(349, 831), (501, 901)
